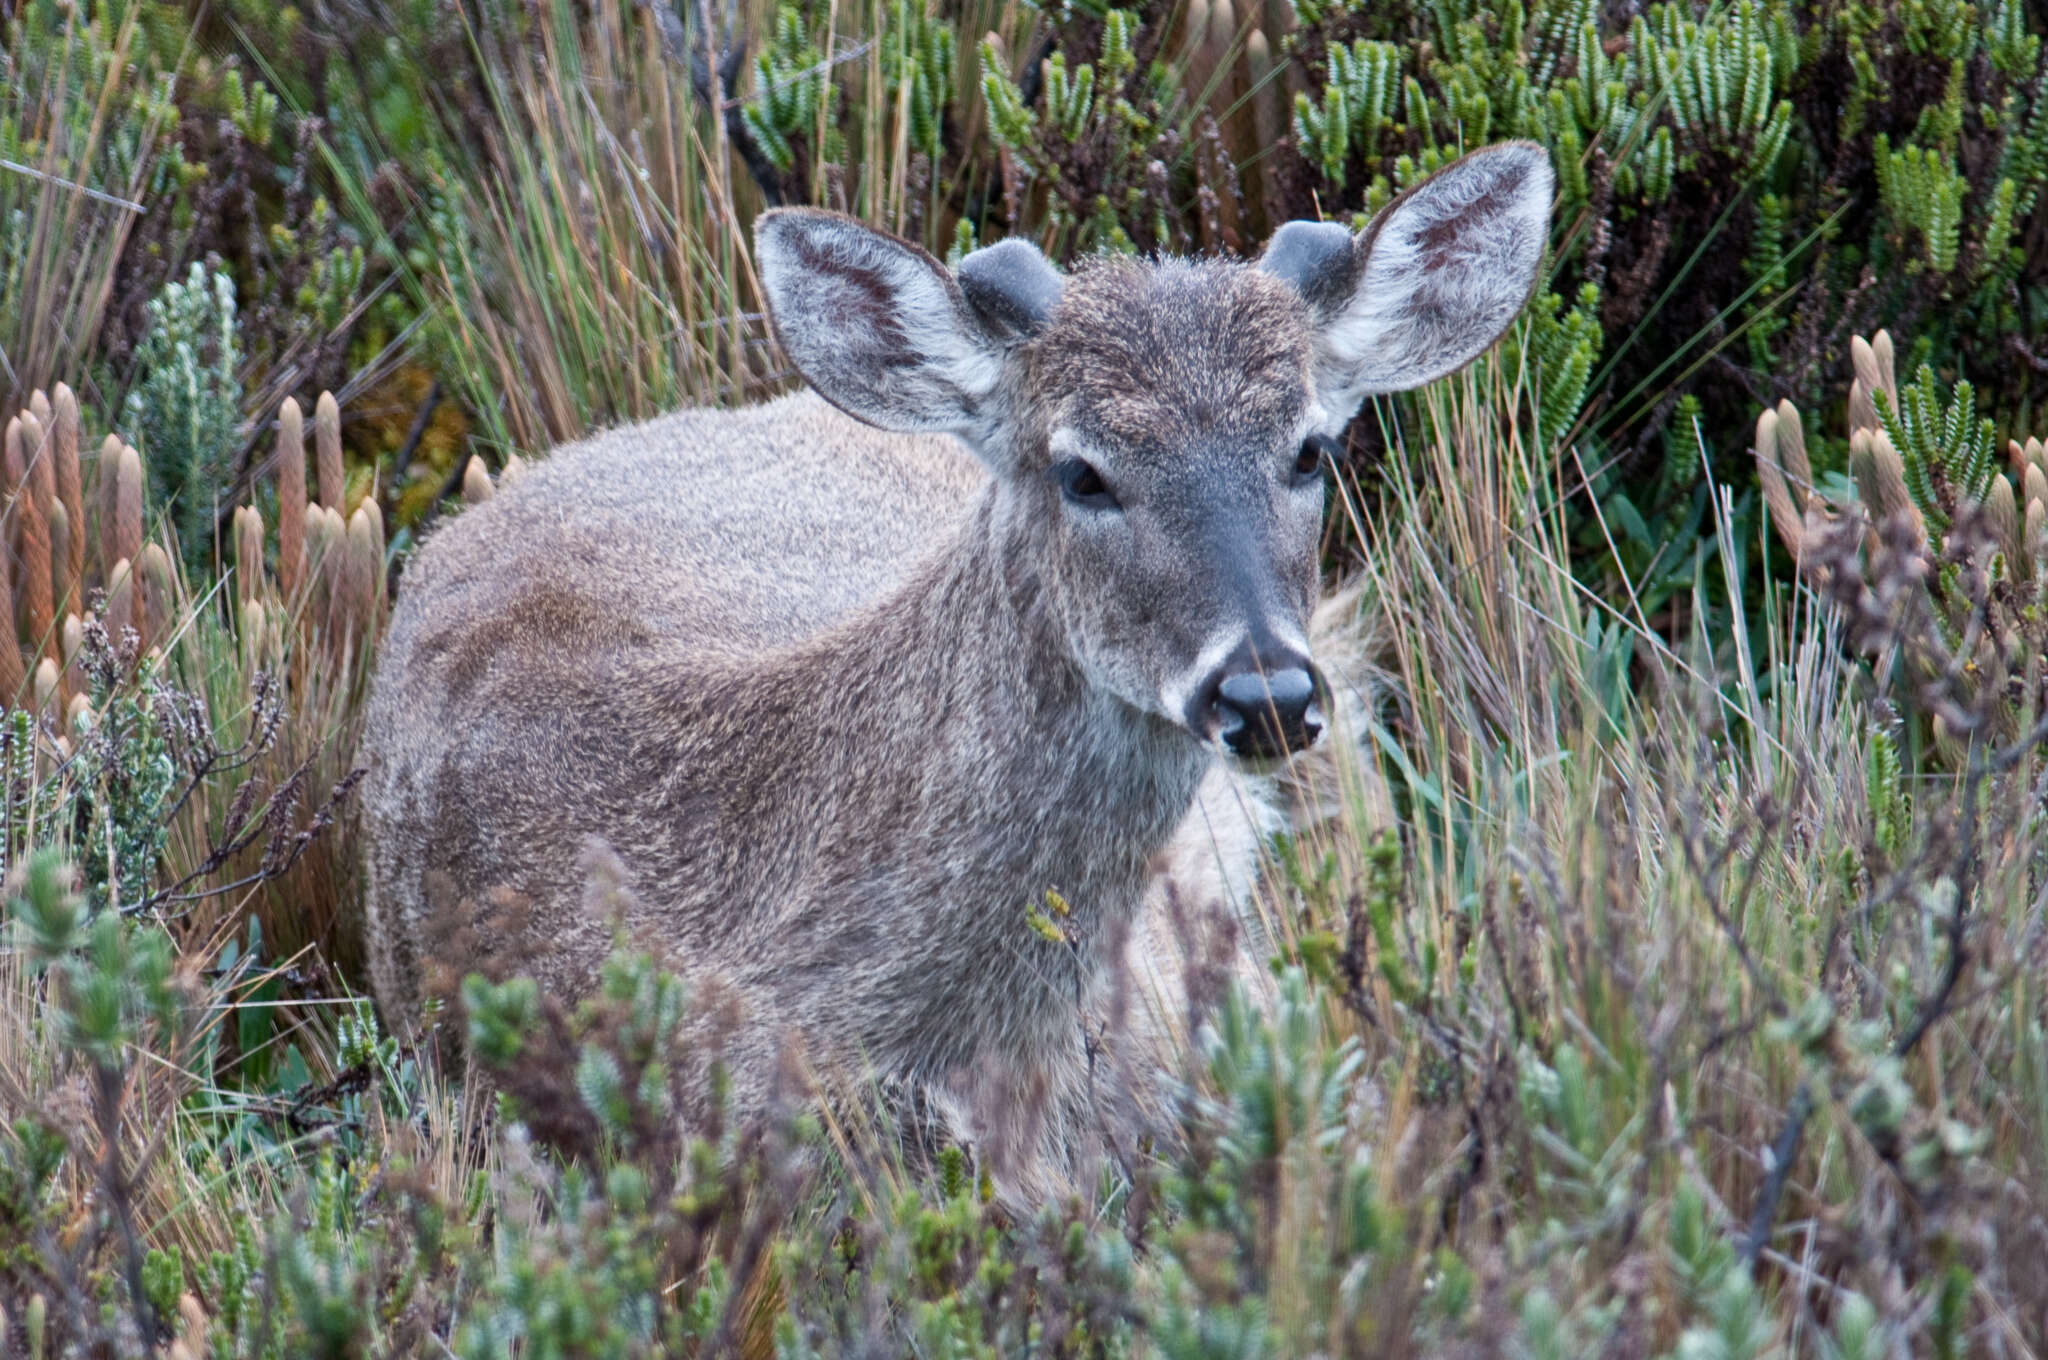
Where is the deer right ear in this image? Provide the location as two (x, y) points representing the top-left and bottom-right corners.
(757, 209), (1007, 437)
(1260, 142), (1554, 428)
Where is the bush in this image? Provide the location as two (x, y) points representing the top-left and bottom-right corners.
(125, 263), (243, 576)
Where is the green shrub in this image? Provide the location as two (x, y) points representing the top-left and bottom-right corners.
(124, 263), (243, 576)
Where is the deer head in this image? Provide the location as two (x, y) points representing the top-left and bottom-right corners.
(757, 142), (1552, 758)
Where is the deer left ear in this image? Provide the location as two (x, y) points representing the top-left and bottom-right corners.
(756, 208), (1007, 439)
(1260, 142), (1554, 426)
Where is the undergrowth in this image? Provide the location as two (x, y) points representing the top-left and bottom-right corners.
(2, 351), (2043, 1355)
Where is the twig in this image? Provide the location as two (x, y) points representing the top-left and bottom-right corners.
(0, 157), (147, 213)
(96, 1064), (162, 1347)
(1740, 1081), (1813, 1267)
(649, 0), (787, 205)
(1886, 713), (2048, 1063)
(387, 379), (443, 488)
(285, 1061), (375, 1134)
(722, 39), (874, 111)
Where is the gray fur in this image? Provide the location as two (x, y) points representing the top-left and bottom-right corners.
(360, 146), (1550, 1204)
(1257, 219), (1358, 320)
(958, 238), (1065, 341)
(1307, 141), (1554, 421)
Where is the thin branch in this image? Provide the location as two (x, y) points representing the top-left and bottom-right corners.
(1740, 1081), (1813, 1267)
(0, 157), (147, 213)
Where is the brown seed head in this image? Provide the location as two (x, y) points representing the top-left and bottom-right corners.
(1851, 429), (1920, 539)
(1850, 333), (1899, 434)
(136, 543), (176, 658)
(343, 504), (381, 649)
(114, 444), (144, 583)
(47, 501), (71, 617)
(105, 556), (135, 652)
(316, 391), (344, 511)
(21, 409), (54, 526)
(0, 579), (20, 708)
(61, 612), (84, 697)
(93, 434), (122, 581)
(462, 456), (494, 504)
(1848, 378), (1877, 438)
(16, 476), (55, 661)
(236, 505), (267, 606)
(357, 498), (388, 612)
(240, 598), (269, 677)
(277, 397), (307, 600)
(3, 417), (21, 497)
(1871, 331), (1896, 397)
(51, 384), (83, 595)
(1773, 399), (1812, 495)
(305, 504), (344, 641)
(32, 657), (58, 711)
(1754, 408), (1803, 558)
(1985, 474), (2023, 577)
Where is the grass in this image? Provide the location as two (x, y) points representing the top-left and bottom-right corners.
(4, 347), (2044, 1354)
(0, 3), (179, 417)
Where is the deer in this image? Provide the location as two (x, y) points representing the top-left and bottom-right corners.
(359, 142), (1553, 1202)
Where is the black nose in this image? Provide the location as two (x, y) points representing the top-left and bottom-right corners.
(1212, 666), (1324, 758)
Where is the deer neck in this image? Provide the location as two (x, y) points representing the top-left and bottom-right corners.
(709, 491), (1215, 1068)
(838, 492), (1210, 901)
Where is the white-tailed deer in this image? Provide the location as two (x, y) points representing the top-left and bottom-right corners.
(361, 142), (1552, 1199)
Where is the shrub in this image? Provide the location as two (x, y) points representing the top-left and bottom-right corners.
(124, 263), (244, 577)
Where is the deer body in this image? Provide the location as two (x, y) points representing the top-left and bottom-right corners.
(368, 392), (1206, 1088)
(362, 145), (1552, 1195)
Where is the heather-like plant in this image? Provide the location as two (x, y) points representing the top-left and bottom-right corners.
(125, 263), (244, 579)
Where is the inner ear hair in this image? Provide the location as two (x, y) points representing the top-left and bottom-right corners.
(957, 239), (1066, 343)
(754, 208), (1005, 435)
(1277, 142), (1555, 404)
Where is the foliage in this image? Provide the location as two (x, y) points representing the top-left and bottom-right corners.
(125, 264), (243, 575)
(0, 352), (2040, 1355)
(0, 2), (181, 415)
(1758, 327), (2048, 761)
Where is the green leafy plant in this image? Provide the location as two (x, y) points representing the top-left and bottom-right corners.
(124, 263), (244, 577)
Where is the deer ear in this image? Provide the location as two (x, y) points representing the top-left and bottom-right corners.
(757, 209), (1006, 436)
(956, 238), (1064, 342)
(1262, 142), (1553, 425)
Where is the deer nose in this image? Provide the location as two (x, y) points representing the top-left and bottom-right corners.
(1211, 665), (1324, 758)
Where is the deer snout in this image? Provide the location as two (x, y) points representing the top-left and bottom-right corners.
(1199, 658), (1325, 759)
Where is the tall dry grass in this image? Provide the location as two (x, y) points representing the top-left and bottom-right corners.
(0, 4), (180, 416)
(1229, 347), (2048, 1348)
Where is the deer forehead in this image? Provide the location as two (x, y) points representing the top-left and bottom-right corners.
(1028, 258), (1314, 455)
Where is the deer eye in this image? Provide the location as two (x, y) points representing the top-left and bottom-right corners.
(1055, 458), (1120, 510)
(1293, 434), (1339, 485)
